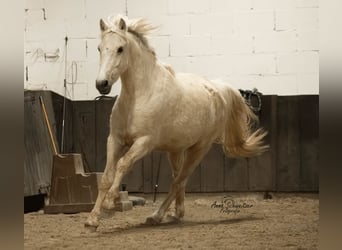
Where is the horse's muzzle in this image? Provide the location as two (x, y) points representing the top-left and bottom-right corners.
(96, 79), (111, 95)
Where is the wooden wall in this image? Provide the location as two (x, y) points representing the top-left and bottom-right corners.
(24, 91), (59, 196)
(24, 91), (318, 196)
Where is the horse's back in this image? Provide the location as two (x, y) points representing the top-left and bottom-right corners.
(175, 73), (233, 95)
(152, 73), (229, 148)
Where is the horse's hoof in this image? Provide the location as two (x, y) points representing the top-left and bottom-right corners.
(84, 219), (99, 232)
(85, 215), (99, 230)
(84, 223), (98, 232)
(166, 214), (181, 223)
(100, 208), (116, 219)
(145, 216), (161, 226)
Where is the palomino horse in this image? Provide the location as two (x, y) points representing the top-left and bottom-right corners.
(85, 15), (268, 230)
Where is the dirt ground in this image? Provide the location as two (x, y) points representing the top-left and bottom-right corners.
(24, 193), (318, 250)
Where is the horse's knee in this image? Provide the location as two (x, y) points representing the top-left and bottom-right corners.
(99, 176), (112, 190)
(116, 156), (131, 174)
(108, 186), (120, 198)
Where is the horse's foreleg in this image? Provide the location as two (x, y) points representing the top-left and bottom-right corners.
(85, 135), (123, 229)
(146, 143), (211, 225)
(104, 136), (152, 210)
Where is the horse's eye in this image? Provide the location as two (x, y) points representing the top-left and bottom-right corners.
(97, 46), (100, 52)
(117, 47), (124, 54)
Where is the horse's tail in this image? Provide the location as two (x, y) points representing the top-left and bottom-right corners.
(222, 87), (268, 158)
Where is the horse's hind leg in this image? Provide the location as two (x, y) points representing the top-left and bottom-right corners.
(146, 143), (211, 225)
(85, 135), (123, 229)
(168, 151), (185, 220)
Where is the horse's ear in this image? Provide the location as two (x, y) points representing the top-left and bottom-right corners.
(118, 18), (127, 31)
(100, 19), (108, 32)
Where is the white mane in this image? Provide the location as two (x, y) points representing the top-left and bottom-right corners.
(104, 14), (158, 55)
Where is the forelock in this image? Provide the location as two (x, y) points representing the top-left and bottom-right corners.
(103, 14), (157, 55)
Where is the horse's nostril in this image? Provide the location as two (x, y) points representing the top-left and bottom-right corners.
(96, 80), (109, 88)
(96, 79), (111, 94)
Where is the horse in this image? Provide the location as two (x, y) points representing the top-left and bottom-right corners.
(85, 14), (268, 230)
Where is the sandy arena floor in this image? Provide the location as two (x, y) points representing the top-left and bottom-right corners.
(24, 193), (318, 250)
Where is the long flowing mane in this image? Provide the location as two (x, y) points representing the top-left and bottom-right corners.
(104, 15), (157, 56)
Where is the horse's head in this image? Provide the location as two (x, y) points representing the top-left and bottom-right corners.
(96, 17), (129, 95)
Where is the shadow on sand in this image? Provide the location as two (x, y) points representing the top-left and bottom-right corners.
(96, 215), (264, 236)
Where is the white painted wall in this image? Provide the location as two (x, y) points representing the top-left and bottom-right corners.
(24, 0), (319, 100)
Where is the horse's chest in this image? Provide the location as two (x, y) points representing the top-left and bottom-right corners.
(111, 112), (149, 145)
(113, 125), (135, 146)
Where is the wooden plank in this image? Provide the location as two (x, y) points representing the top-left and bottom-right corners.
(248, 155), (271, 191)
(44, 203), (94, 214)
(276, 96), (301, 191)
(143, 153), (154, 193)
(151, 152), (173, 193)
(24, 93), (38, 196)
(299, 95), (319, 191)
(276, 97), (289, 191)
(25, 92), (46, 196)
(286, 96), (301, 191)
(186, 163), (201, 192)
(72, 101), (96, 172)
(48, 154), (102, 205)
(224, 157), (249, 191)
(248, 95), (277, 191)
(50, 91), (73, 153)
(122, 158), (144, 192)
(24, 91), (56, 196)
(200, 144), (225, 192)
(269, 95), (278, 191)
(95, 99), (115, 172)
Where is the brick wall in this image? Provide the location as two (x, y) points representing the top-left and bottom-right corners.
(24, 0), (319, 100)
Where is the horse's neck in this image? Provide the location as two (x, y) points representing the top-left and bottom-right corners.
(120, 45), (161, 102)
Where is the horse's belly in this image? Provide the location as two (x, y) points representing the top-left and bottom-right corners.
(155, 116), (224, 151)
